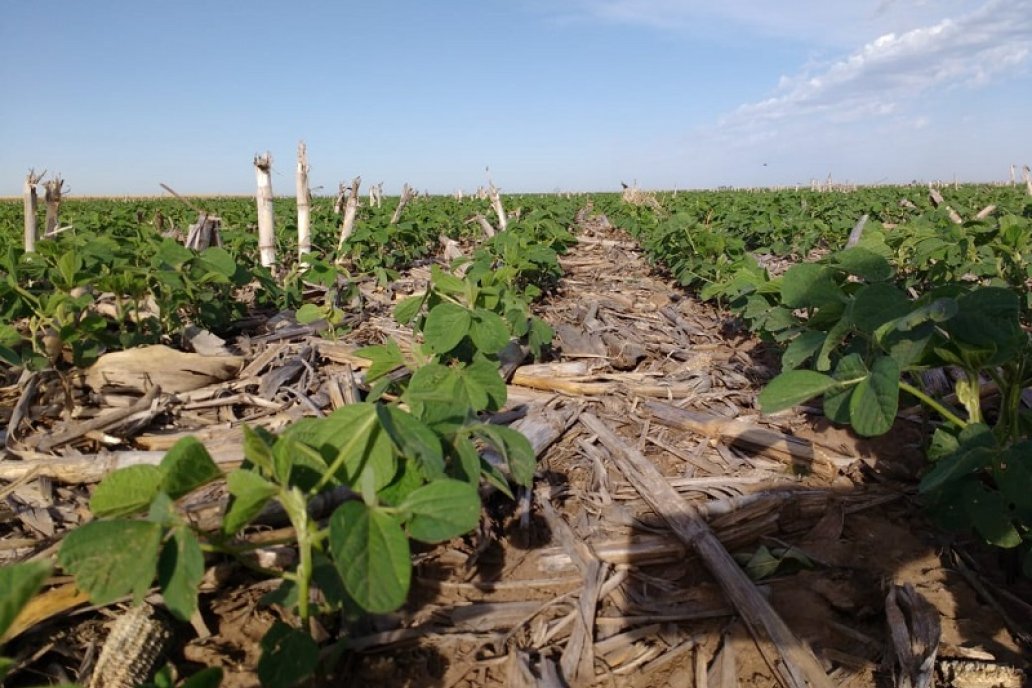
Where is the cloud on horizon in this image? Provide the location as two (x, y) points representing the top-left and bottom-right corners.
(573, 0), (1032, 186)
(719, 0), (1031, 136)
(559, 0), (985, 46)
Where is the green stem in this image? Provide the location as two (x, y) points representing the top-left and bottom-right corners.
(899, 381), (968, 430)
(281, 486), (314, 632)
(296, 519), (313, 632)
(998, 359), (1026, 444)
(956, 370), (984, 425)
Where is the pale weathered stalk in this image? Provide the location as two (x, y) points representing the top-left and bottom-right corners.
(43, 175), (66, 237)
(929, 188), (963, 224)
(845, 214), (869, 248)
(488, 183), (508, 232)
(333, 182), (347, 215)
(368, 181), (383, 208)
(23, 169), (43, 252)
(390, 183), (415, 224)
(254, 153), (276, 268)
(466, 213), (496, 238)
(1011, 164), (1017, 186)
(1024, 165), (1032, 196)
(336, 176), (361, 251)
(296, 142), (311, 261)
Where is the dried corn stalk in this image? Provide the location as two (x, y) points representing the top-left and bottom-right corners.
(43, 175), (67, 237)
(23, 168), (43, 252)
(336, 176), (361, 250)
(254, 152), (276, 268)
(297, 141), (312, 260)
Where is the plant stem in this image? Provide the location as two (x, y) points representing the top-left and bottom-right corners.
(278, 486), (314, 632)
(899, 381), (968, 430)
(296, 518), (313, 632)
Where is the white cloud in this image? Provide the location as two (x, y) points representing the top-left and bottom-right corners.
(718, 0), (1031, 137)
(560, 0), (984, 46)
(532, 0), (1031, 187)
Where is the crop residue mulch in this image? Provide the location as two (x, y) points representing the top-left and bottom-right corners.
(2, 212), (1030, 687)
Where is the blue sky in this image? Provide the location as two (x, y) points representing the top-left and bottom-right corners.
(1, 0), (1029, 195)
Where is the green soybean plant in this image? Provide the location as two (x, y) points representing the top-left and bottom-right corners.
(756, 244), (1032, 573)
(51, 393), (534, 687)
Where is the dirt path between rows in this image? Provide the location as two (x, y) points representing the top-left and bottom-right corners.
(339, 216), (1030, 687)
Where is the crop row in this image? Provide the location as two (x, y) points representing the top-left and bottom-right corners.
(605, 185), (1032, 576)
(0, 193), (580, 369)
(0, 191), (581, 687)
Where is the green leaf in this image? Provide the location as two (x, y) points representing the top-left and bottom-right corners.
(0, 560), (52, 642)
(928, 428), (960, 461)
(779, 264), (844, 309)
(831, 247), (893, 282)
(310, 551), (351, 611)
(376, 457), (425, 506)
(157, 528), (204, 621)
(851, 283), (911, 334)
(473, 424), (537, 486)
(815, 317), (852, 371)
(883, 298), (957, 335)
(781, 331), (826, 370)
(90, 465), (164, 517)
(154, 239), (193, 269)
(469, 309), (511, 354)
(329, 501), (411, 613)
(147, 491), (177, 528)
(56, 251), (83, 287)
(459, 359), (507, 412)
(375, 405), (445, 479)
(0, 658), (14, 682)
(59, 520), (163, 605)
(528, 317), (554, 358)
(405, 363), (457, 407)
(736, 545), (812, 580)
(275, 437), (329, 492)
(242, 425), (275, 474)
(223, 469), (278, 535)
(962, 481), (1022, 548)
(295, 303), (325, 325)
(423, 302), (472, 353)
(198, 246), (237, 278)
(356, 340), (405, 382)
(847, 355), (900, 436)
(180, 667), (224, 688)
(947, 288), (1023, 365)
(451, 435), (484, 487)
(159, 436), (221, 499)
(0, 344), (20, 368)
(993, 441), (1032, 521)
(759, 371), (840, 414)
(401, 479), (482, 543)
(430, 265), (467, 295)
(920, 446), (995, 495)
(822, 354), (867, 424)
(394, 294), (425, 325)
(257, 622), (319, 688)
(882, 321), (935, 369)
(317, 403), (395, 492)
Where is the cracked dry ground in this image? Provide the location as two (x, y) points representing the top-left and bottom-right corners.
(4, 217), (1030, 688)
(339, 221), (1030, 688)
